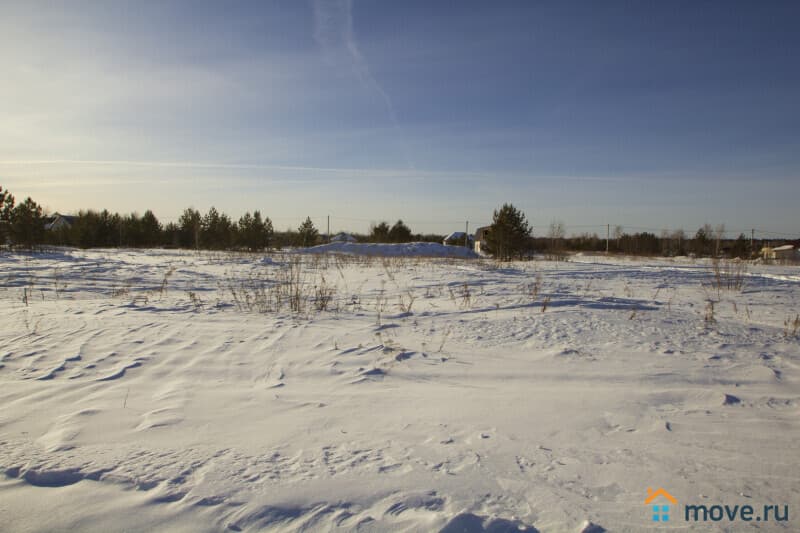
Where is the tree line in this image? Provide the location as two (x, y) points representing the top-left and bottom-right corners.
(0, 185), (769, 258)
(0, 185), (273, 250)
(533, 222), (756, 258)
(0, 185), (442, 250)
(474, 205), (764, 260)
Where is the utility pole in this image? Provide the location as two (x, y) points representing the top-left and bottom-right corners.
(751, 228), (755, 258)
(606, 224), (610, 254)
(465, 221), (469, 248)
(327, 215), (330, 243)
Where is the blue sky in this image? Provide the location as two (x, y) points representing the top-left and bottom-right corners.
(1, 1), (798, 236)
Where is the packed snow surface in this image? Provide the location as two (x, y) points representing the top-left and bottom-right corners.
(1, 249), (798, 532)
(299, 241), (478, 258)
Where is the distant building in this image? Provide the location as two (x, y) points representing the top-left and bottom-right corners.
(773, 244), (798, 261)
(761, 244), (799, 262)
(443, 231), (472, 247)
(44, 213), (77, 231)
(473, 226), (491, 254)
(330, 232), (357, 243)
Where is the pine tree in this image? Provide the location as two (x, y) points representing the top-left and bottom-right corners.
(389, 220), (412, 243)
(298, 217), (318, 247)
(485, 203), (532, 261)
(254, 211), (274, 249)
(11, 197), (45, 248)
(204, 209), (233, 249)
(730, 233), (748, 259)
(238, 211), (254, 249)
(693, 225), (713, 256)
(99, 210), (117, 246)
(370, 222), (390, 242)
(0, 186), (14, 245)
(140, 210), (162, 247)
(201, 207), (221, 248)
(71, 210), (95, 248)
(0, 186), (13, 220)
(237, 211), (274, 251)
(164, 222), (180, 247)
(179, 208), (202, 249)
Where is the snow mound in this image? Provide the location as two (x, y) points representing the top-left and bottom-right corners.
(298, 241), (478, 258)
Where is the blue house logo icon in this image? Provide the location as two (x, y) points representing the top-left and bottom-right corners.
(645, 487), (677, 522)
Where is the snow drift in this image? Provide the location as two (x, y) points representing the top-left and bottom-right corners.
(297, 241), (478, 258)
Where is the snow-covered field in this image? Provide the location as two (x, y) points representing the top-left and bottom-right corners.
(1, 248), (798, 532)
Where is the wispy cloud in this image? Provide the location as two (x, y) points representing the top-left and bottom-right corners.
(313, 0), (398, 125)
(0, 158), (655, 185)
(0, 158), (491, 181)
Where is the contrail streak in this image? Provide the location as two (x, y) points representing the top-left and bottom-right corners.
(313, 0), (398, 125)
